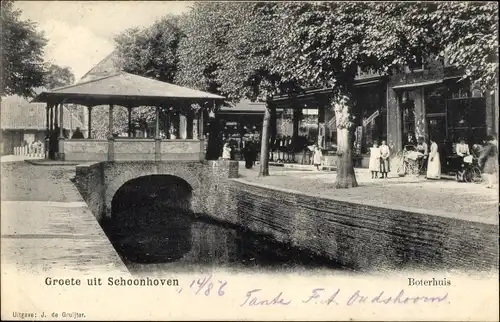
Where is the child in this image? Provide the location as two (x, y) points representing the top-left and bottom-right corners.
(379, 140), (390, 178)
(369, 141), (381, 179)
(222, 142), (232, 160)
(312, 144), (323, 170)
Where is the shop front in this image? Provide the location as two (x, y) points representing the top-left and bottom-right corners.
(389, 75), (495, 173)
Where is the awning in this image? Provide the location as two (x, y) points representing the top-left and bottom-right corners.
(392, 79), (442, 90)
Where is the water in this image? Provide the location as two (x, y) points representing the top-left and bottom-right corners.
(101, 207), (344, 275)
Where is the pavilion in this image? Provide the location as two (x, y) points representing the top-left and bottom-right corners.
(31, 72), (225, 161)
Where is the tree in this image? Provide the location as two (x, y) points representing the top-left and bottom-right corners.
(43, 64), (75, 89)
(271, 2), (447, 188)
(1, 0), (47, 97)
(176, 2), (298, 172)
(114, 15), (183, 83)
(112, 15), (185, 134)
(430, 2), (498, 93)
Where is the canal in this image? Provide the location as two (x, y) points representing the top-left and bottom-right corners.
(101, 204), (345, 275)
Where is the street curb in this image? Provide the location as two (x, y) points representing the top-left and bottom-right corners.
(24, 160), (81, 166)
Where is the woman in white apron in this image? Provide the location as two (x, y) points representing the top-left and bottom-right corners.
(369, 141), (381, 179)
(426, 139), (441, 179)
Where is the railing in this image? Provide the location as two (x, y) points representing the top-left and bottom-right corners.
(13, 144), (45, 158)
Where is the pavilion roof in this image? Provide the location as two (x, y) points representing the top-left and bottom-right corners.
(31, 72), (225, 108)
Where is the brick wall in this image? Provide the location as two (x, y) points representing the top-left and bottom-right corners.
(75, 160), (497, 272)
(206, 179), (498, 272)
(74, 162), (105, 221)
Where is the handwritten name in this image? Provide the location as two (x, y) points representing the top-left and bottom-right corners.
(347, 289), (449, 305)
(239, 288), (449, 307)
(240, 289), (292, 307)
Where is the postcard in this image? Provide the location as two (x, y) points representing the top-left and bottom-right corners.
(1, 1), (499, 321)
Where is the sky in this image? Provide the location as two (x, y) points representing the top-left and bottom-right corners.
(14, 1), (193, 80)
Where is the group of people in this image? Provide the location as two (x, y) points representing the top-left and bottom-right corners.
(221, 138), (259, 169)
(368, 135), (442, 180)
(368, 140), (391, 179)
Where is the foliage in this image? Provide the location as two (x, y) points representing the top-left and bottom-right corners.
(176, 2), (296, 103)
(43, 64), (75, 89)
(430, 2), (498, 92)
(1, 0), (47, 97)
(114, 15), (183, 83)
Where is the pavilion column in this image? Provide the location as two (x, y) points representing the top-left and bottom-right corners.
(58, 103), (65, 160)
(59, 104), (64, 139)
(318, 102), (326, 149)
(127, 107), (133, 138)
(198, 109), (205, 159)
(193, 114), (199, 140)
(54, 104), (59, 129)
(186, 109), (194, 139)
(174, 111), (180, 139)
(45, 103), (51, 159)
(155, 106), (161, 161)
(108, 104), (115, 161)
(50, 105), (54, 132)
(87, 107), (93, 139)
(292, 108), (301, 139)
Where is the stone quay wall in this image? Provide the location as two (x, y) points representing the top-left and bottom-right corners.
(74, 160), (498, 272)
(203, 179), (498, 272)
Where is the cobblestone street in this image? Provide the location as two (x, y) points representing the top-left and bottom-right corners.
(239, 165), (499, 224)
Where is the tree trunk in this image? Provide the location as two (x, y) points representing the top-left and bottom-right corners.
(335, 128), (358, 188)
(333, 95), (358, 188)
(259, 103), (274, 177)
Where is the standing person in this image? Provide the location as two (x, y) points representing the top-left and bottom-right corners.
(379, 140), (390, 178)
(369, 141), (381, 179)
(71, 127), (85, 139)
(426, 138), (441, 180)
(221, 142), (232, 160)
(312, 144), (323, 170)
(243, 139), (255, 169)
(478, 135), (498, 189)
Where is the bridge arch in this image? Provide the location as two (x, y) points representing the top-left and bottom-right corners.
(103, 162), (204, 218)
(109, 174), (195, 263)
(111, 174), (194, 218)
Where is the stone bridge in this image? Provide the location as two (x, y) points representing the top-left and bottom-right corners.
(74, 160), (238, 222)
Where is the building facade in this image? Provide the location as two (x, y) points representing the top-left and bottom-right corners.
(1, 95), (86, 155)
(355, 63), (498, 162)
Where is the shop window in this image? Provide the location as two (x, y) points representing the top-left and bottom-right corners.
(356, 85), (386, 153)
(425, 86), (446, 115)
(446, 97), (486, 145)
(401, 92), (416, 137)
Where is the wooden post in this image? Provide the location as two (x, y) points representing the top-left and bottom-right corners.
(58, 103), (65, 160)
(108, 104), (114, 161)
(108, 104), (114, 137)
(50, 105), (54, 131)
(259, 101), (275, 176)
(54, 104), (59, 129)
(155, 106), (161, 161)
(59, 103), (64, 139)
(128, 107), (132, 138)
(87, 106), (93, 139)
(186, 109), (194, 139)
(199, 108), (204, 139)
(45, 104), (50, 159)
